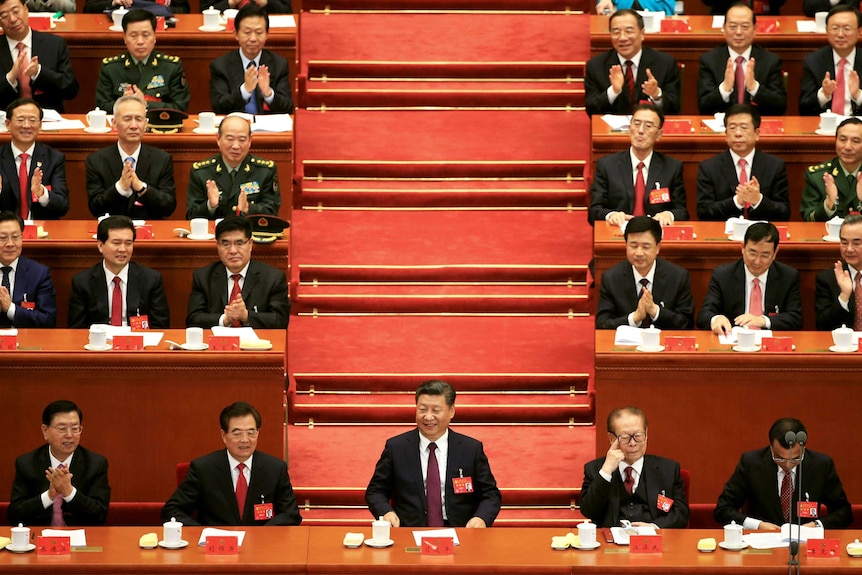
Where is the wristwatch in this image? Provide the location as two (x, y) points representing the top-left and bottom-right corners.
(134, 183), (148, 195)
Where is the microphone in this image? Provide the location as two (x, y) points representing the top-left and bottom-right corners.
(785, 431), (797, 447)
(796, 431), (808, 446)
(784, 431), (799, 575)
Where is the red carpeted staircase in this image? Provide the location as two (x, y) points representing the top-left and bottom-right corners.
(287, 9), (594, 527)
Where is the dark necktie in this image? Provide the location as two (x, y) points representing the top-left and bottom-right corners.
(18, 152), (29, 219)
(624, 466), (635, 496)
(229, 274), (242, 327)
(1, 266), (10, 293)
(633, 161), (646, 216)
(624, 60), (635, 111)
(111, 276), (123, 326)
(735, 56), (746, 104)
(638, 277), (649, 299)
(245, 61), (259, 115)
(16, 43), (31, 98)
(780, 471), (792, 523)
(236, 462), (248, 520)
(426, 442), (444, 527)
(738, 158), (750, 218)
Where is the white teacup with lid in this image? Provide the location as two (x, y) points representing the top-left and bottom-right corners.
(371, 516), (390, 543)
(203, 6), (221, 28)
(723, 520), (743, 547)
(163, 517), (183, 546)
(10, 523), (29, 549)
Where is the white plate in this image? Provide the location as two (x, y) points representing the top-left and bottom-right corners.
(198, 25), (225, 31)
(364, 538), (394, 548)
(822, 235), (840, 243)
(158, 539), (189, 549)
(192, 127), (218, 135)
(343, 541), (362, 548)
(846, 544), (862, 557)
(551, 543), (570, 550)
(636, 345), (664, 353)
(84, 126), (111, 134)
(572, 541), (601, 550)
(718, 541), (748, 551)
(815, 128), (836, 136)
(240, 342), (273, 351)
(6, 543), (36, 553)
(84, 343), (112, 351)
(829, 344), (858, 353)
(180, 343), (209, 351)
(187, 233), (215, 241)
(732, 345), (760, 352)
(108, 24), (122, 32)
(728, 235), (744, 241)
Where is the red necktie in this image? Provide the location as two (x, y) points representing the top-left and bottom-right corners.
(229, 274), (242, 327)
(633, 161), (646, 216)
(780, 471), (792, 523)
(749, 277), (763, 329)
(426, 442), (444, 527)
(738, 158), (750, 218)
(735, 56), (746, 104)
(111, 276), (122, 326)
(51, 464), (66, 527)
(235, 462), (248, 520)
(624, 466), (635, 496)
(854, 274), (862, 331)
(16, 43), (31, 99)
(624, 60), (635, 111)
(18, 152), (29, 219)
(833, 58), (847, 114)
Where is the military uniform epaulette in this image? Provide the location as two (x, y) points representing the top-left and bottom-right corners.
(808, 160), (834, 173)
(192, 157), (218, 170)
(249, 156), (275, 169)
(102, 54), (124, 65)
(152, 52), (180, 64)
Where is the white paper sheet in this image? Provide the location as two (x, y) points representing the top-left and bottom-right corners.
(601, 114), (631, 131)
(712, 15), (724, 28)
(718, 327), (773, 345)
(412, 528), (460, 546)
(268, 15), (296, 28)
(198, 527), (246, 546)
(143, 332), (164, 347)
(744, 524), (824, 549)
(796, 21), (818, 33)
(614, 325), (644, 346)
(211, 326), (259, 342)
(41, 528), (86, 546)
(610, 525), (656, 545)
(40, 119), (85, 131)
(252, 114), (293, 133)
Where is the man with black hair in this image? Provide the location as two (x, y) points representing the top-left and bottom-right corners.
(802, 117), (862, 221)
(0, 210), (55, 327)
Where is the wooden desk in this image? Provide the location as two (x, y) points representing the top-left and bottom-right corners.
(594, 220), (838, 331)
(51, 14), (297, 115)
(0, 329), (287, 503)
(590, 15), (821, 116)
(0, 115), (292, 221)
(596, 330), (862, 505)
(591, 115), (828, 223)
(21, 220), (289, 328)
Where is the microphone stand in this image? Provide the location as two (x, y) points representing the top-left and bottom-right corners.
(794, 432), (808, 575)
(785, 431), (799, 575)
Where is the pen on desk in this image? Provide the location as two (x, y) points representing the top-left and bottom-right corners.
(721, 326), (728, 338)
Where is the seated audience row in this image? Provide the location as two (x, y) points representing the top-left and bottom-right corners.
(25, 0), (292, 14)
(0, 212), (290, 329)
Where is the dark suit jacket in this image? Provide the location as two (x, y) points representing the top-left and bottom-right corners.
(800, 46), (862, 116)
(162, 449), (301, 526)
(68, 261), (170, 328)
(0, 142), (68, 219)
(0, 255), (56, 328)
(596, 258), (694, 329)
(8, 444), (110, 526)
(696, 259), (803, 330)
(803, 0), (857, 17)
(697, 45), (786, 116)
(205, 0), (290, 11)
(585, 47), (681, 116)
(588, 150), (688, 224)
(186, 260), (289, 328)
(85, 144), (176, 219)
(580, 454), (690, 528)
(365, 429), (502, 527)
(702, 0), (786, 14)
(0, 30), (79, 113)
(696, 149), (790, 221)
(714, 447), (852, 529)
(209, 49), (293, 115)
(83, 0), (190, 11)
(814, 263), (857, 331)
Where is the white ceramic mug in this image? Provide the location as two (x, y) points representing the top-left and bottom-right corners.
(223, 8), (238, 19)
(832, 325), (854, 349)
(641, 327), (661, 349)
(163, 517), (182, 545)
(198, 111), (216, 132)
(577, 520), (596, 546)
(203, 6), (220, 28)
(10, 524), (29, 549)
(88, 324), (108, 348)
(815, 11), (828, 32)
(86, 108), (107, 130)
(190, 218), (209, 237)
(723, 521), (743, 546)
(111, 8), (128, 28)
(371, 517), (390, 543)
(825, 217), (844, 238)
(820, 111), (839, 133)
(737, 327), (756, 350)
(186, 327), (204, 348)
(732, 219), (752, 240)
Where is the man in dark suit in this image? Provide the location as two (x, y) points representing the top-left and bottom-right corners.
(696, 104), (790, 221)
(697, 222), (803, 332)
(186, 216), (289, 328)
(8, 400), (110, 526)
(596, 216), (694, 329)
(366, 380), (501, 528)
(205, 0), (291, 13)
(0, 211), (55, 327)
(800, 5), (862, 116)
(68, 215), (170, 328)
(209, 5), (293, 115)
(697, 5), (786, 116)
(86, 96), (176, 220)
(815, 214), (862, 330)
(0, 0), (79, 113)
(715, 417), (852, 530)
(580, 406), (689, 529)
(805, 0), (857, 18)
(802, 118), (862, 221)
(585, 10), (680, 116)
(0, 98), (68, 219)
(162, 402), (301, 526)
(589, 103), (688, 227)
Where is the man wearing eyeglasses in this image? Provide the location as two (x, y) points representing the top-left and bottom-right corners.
(589, 103), (688, 227)
(186, 216), (289, 328)
(800, 5), (862, 116)
(0, 98), (68, 219)
(0, 210), (55, 327)
(697, 4), (786, 116)
(186, 115), (280, 220)
(162, 401), (301, 526)
(580, 406), (689, 528)
(8, 400), (110, 526)
(714, 417), (852, 530)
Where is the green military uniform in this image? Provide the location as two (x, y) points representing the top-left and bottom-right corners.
(801, 157), (862, 222)
(96, 51), (190, 112)
(186, 153), (280, 219)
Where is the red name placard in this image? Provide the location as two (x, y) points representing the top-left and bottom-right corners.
(209, 336), (240, 351)
(421, 537), (454, 556)
(664, 336), (696, 352)
(205, 536), (238, 555)
(630, 535), (663, 553)
(807, 539), (840, 557)
(135, 225), (154, 240)
(662, 226), (694, 241)
(0, 335), (17, 350)
(36, 536), (70, 555)
(761, 337), (792, 352)
(22, 225), (37, 239)
(29, 16), (51, 30)
(113, 335), (145, 350)
(760, 119), (784, 135)
(662, 119), (692, 135)
(755, 18), (779, 33)
(659, 19), (689, 33)
(775, 226), (790, 240)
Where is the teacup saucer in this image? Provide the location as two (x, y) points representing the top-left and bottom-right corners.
(186, 233), (215, 241)
(728, 235), (745, 241)
(572, 541), (601, 550)
(636, 345), (664, 353)
(815, 128), (837, 136)
(108, 24), (122, 32)
(158, 539), (188, 549)
(180, 343), (209, 351)
(6, 543), (36, 553)
(192, 127), (218, 135)
(84, 126), (111, 134)
(718, 541), (748, 551)
(84, 343), (112, 351)
(829, 344), (858, 353)
(198, 24), (225, 31)
(364, 538), (394, 548)
(732, 345), (760, 352)
(822, 235), (840, 243)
